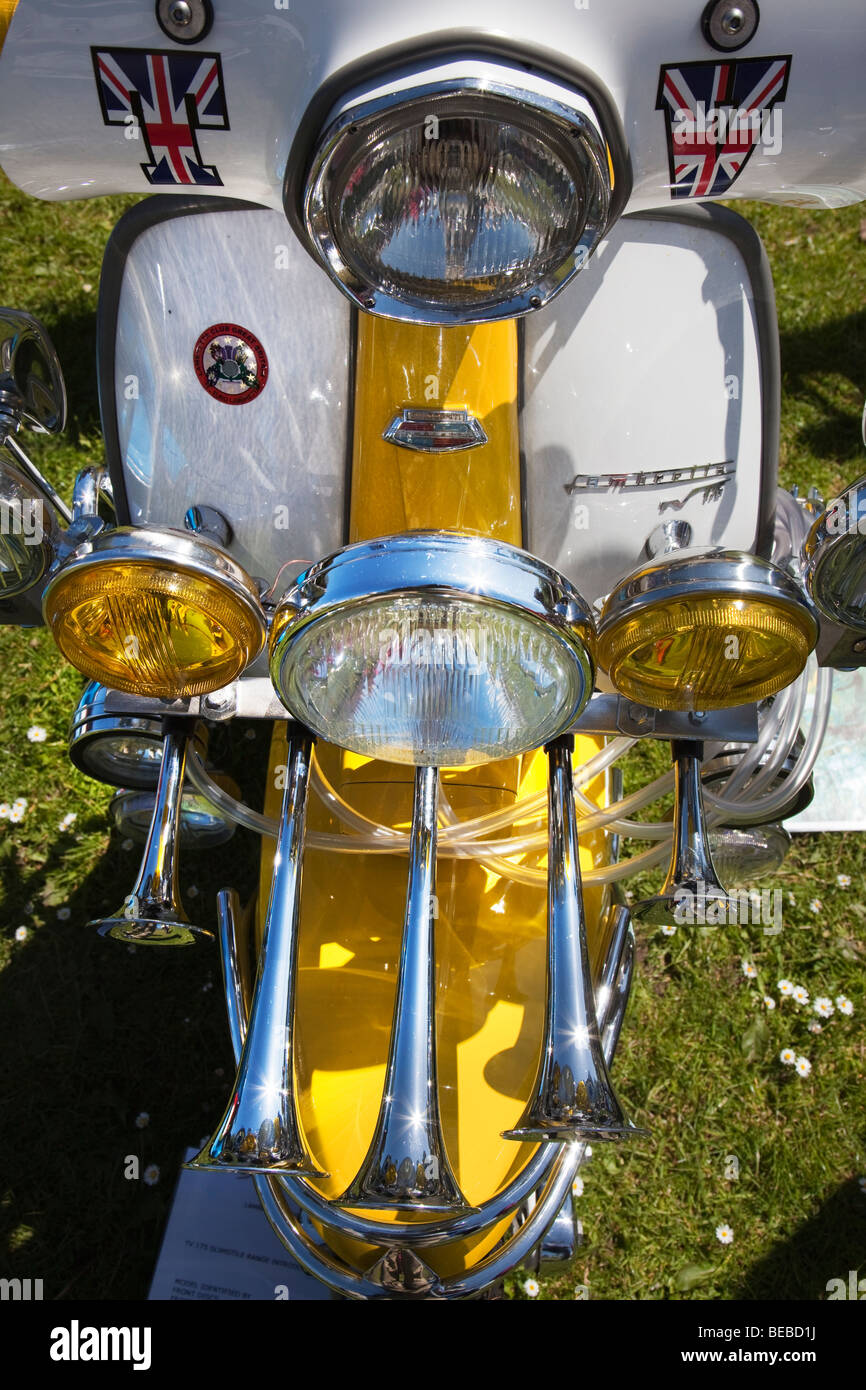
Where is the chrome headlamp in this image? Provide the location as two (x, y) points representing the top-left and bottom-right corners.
(301, 65), (612, 323)
(68, 681), (208, 790)
(269, 531), (595, 767)
(598, 550), (817, 712)
(802, 474), (866, 631)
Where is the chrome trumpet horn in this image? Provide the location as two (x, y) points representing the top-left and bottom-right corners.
(335, 765), (473, 1212)
(503, 736), (640, 1143)
(631, 738), (740, 926)
(92, 724), (209, 947)
(188, 724), (325, 1176)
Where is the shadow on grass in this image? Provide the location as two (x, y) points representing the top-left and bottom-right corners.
(733, 1178), (866, 1300)
(779, 308), (866, 466)
(0, 728), (266, 1299)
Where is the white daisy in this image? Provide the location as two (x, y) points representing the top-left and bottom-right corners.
(143, 1164), (160, 1187)
(26, 726), (47, 743)
(8, 806), (24, 823)
(787, 893), (796, 906)
(778, 979), (794, 997)
(135, 1112), (150, 1129)
(187, 885), (199, 898)
(780, 1047), (796, 1065)
(57, 907), (71, 921)
(523, 1277), (540, 1297)
(584, 1146), (593, 1158)
(14, 926), (27, 943)
(122, 839), (134, 852)
(809, 899), (822, 914)
(0, 803), (9, 819)
(58, 812), (77, 831)
(742, 961), (757, 978)
(763, 995), (776, 1010)
(792, 986), (810, 1006)
(715, 1224), (734, 1245)
(795, 1055), (812, 1078)
(836, 874), (852, 888)
(808, 1021), (823, 1034)
(813, 997), (834, 1018)
(836, 995), (854, 1016)
(660, 923), (677, 937)
(12, 797), (27, 812)
(572, 1175), (584, 1198)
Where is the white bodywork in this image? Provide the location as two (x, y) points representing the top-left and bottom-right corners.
(524, 213), (766, 602)
(0, 0), (864, 212)
(112, 207), (350, 585)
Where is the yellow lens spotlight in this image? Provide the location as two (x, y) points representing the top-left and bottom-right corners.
(43, 528), (265, 698)
(597, 551), (817, 712)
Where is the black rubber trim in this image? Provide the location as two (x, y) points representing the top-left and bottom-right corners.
(516, 315), (528, 550)
(281, 30), (632, 265)
(620, 201), (779, 560)
(342, 307), (358, 546)
(97, 195), (273, 525)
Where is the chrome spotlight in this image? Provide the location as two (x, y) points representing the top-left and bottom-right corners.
(269, 530), (596, 767)
(68, 681), (207, 790)
(0, 459), (59, 599)
(597, 550), (817, 712)
(43, 526), (265, 699)
(110, 783), (237, 849)
(803, 474), (866, 631)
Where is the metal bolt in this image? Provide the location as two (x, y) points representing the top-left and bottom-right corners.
(168, 1), (192, 24)
(852, 639), (866, 653)
(688, 710), (707, 725)
(720, 5), (745, 34)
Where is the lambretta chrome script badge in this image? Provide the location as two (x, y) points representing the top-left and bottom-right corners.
(564, 459), (735, 498)
(383, 408), (488, 454)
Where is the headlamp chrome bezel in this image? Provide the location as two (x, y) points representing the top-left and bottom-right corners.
(302, 76), (612, 324)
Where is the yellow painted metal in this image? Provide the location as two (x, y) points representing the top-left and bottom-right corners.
(349, 319), (522, 545)
(253, 316), (612, 1281)
(0, 1), (19, 54)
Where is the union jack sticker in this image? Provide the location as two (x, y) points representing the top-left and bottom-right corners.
(657, 56), (791, 199)
(92, 47), (229, 186)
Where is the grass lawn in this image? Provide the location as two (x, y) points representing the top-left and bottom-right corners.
(1, 171), (865, 1300)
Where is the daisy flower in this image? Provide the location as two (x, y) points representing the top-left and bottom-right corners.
(57, 907), (71, 921)
(187, 885), (199, 899)
(763, 995), (776, 1010)
(584, 1146), (593, 1158)
(143, 1164), (160, 1187)
(660, 924), (677, 937)
(8, 805), (25, 823)
(780, 1047), (796, 1066)
(14, 926), (27, 943)
(572, 1175), (584, 1198)
(58, 812), (77, 831)
(836, 874), (852, 888)
(742, 961), (757, 978)
(793, 986), (810, 1006)
(522, 1278), (540, 1298)
(787, 893), (796, 906)
(0, 803), (9, 819)
(26, 726), (47, 743)
(836, 995), (854, 1017)
(121, 838), (134, 852)
(715, 1224), (734, 1245)
(813, 997), (834, 1019)
(808, 1021), (823, 1034)
(778, 979), (794, 997)
(795, 1055), (812, 1078)
(12, 797), (27, 812)
(809, 899), (822, 914)
(134, 1112), (150, 1129)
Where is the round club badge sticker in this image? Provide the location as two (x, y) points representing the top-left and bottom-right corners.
(193, 323), (268, 405)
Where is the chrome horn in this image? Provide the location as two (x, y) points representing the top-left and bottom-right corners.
(188, 724), (325, 1176)
(504, 736), (639, 1143)
(92, 724), (209, 947)
(335, 765), (473, 1212)
(632, 738), (739, 926)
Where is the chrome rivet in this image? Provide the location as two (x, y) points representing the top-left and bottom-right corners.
(701, 0), (760, 52)
(168, 0), (192, 22)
